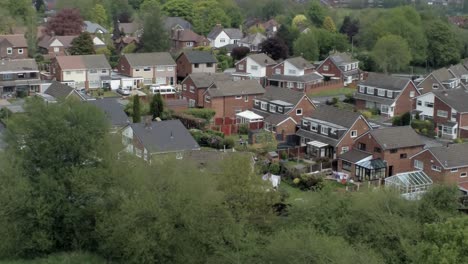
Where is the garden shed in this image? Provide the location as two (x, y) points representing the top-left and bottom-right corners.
(385, 171), (433, 200)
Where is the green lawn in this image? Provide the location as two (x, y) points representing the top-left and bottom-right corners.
(308, 87), (355, 98)
(90, 90), (119, 98)
(0, 252), (105, 264)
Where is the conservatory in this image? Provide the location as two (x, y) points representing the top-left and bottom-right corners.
(385, 171), (433, 200)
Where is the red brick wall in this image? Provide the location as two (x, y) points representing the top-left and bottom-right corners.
(459, 113), (468, 138)
(206, 94), (260, 118)
(117, 55), (132, 76)
(266, 65), (275, 78)
(336, 117), (371, 156)
(411, 150), (468, 184)
(433, 96), (453, 126)
(236, 59), (247, 73)
(355, 99), (366, 110)
(305, 80), (344, 94)
(176, 53), (193, 78)
(271, 62), (284, 75)
(275, 118), (297, 141)
(287, 96), (316, 122)
(180, 76), (198, 105)
(0, 44), (28, 59)
(316, 58), (343, 80)
(394, 82), (418, 116)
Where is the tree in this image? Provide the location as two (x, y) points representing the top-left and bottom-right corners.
(322, 16), (337, 33)
(192, 0), (231, 35)
(276, 25), (300, 56)
(133, 95), (141, 123)
(150, 93), (164, 119)
(68, 32), (95, 55)
(372, 34), (411, 73)
(293, 32), (319, 61)
(46, 8), (84, 36)
(139, 1), (169, 52)
(340, 16), (360, 42)
(260, 37), (288, 60)
(90, 4), (109, 28)
(35, 0), (45, 12)
(314, 29), (349, 59)
(425, 20), (461, 67)
(247, 25), (266, 34)
(162, 0), (194, 22)
(231, 46), (250, 61)
(128, 0), (144, 9)
(292, 15), (309, 29)
(307, 0), (327, 26)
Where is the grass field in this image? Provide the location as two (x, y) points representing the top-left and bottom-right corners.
(308, 87), (355, 98)
(0, 252), (105, 264)
(90, 90), (119, 98)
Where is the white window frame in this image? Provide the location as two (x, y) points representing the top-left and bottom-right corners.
(189, 85), (195, 93)
(350, 130), (357, 138)
(321, 126), (328, 135)
(341, 146), (349, 154)
(437, 110), (448, 118)
(235, 95), (242, 100)
(359, 86), (365, 93)
(378, 89), (385, 96)
(288, 69), (296, 75)
(53, 47), (59, 53)
(287, 82), (294, 88)
(205, 95), (211, 103)
(323, 65), (329, 71)
(387, 90), (393, 98)
(461, 172), (467, 178)
(182, 84), (187, 91)
(244, 95), (248, 102)
(296, 108), (303, 115)
(417, 100), (422, 106)
(6, 47), (12, 54)
(414, 160), (423, 170)
(275, 68), (281, 74)
(410, 91), (415, 98)
(254, 100), (259, 106)
(431, 165), (441, 172)
(156, 66), (164, 71)
(269, 105), (276, 112)
(367, 87), (374, 95)
(18, 48), (24, 54)
(310, 122), (318, 132)
(432, 83), (439, 89)
(220, 38), (226, 43)
(260, 102), (267, 110)
(167, 66), (174, 71)
(238, 64), (244, 70)
(297, 83), (305, 89)
(277, 106), (283, 112)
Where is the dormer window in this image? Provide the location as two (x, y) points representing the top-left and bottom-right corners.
(275, 68), (281, 74)
(387, 91), (393, 98)
(321, 126), (328, 135)
(310, 122), (318, 132)
(367, 87), (374, 95)
(410, 91), (415, 98)
(359, 86), (365, 93)
(254, 100), (259, 106)
(302, 120), (309, 126)
(260, 102), (267, 110)
(378, 89), (385, 96)
(277, 106), (283, 112)
(269, 105), (276, 112)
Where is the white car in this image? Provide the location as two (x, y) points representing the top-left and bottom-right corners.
(150, 85), (177, 95)
(116, 88), (131, 96)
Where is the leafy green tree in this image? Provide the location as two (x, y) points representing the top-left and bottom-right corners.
(34, 0), (45, 12)
(276, 25), (300, 56)
(139, 1), (169, 52)
(425, 20), (461, 68)
(150, 93), (164, 119)
(292, 14), (309, 29)
(307, 0), (327, 26)
(293, 32), (319, 61)
(162, 0), (194, 22)
(192, 0), (231, 35)
(90, 4), (109, 28)
(372, 34), (411, 73)
(322, 16), (337, 32)
(69, 32), (95, 55)
(133, 95), (141, 123)
(340, 16), (360, 42)
(260, 37), (288, 60)
(128, 0), (144, 10)
(122, 43), (137, 54)
(314, 29), (349, 59)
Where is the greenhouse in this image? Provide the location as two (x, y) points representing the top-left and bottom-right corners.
(385, 171), (433, 200)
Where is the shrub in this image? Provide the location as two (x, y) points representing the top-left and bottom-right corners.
(392, 116), (402, 126)
(184, 108), (216, 121)
(454, 138), (464, 144)
(206, 129), (225, 138)
(280, 151), (288, 160)
(293, 178), (301, 185)
(269, 163), (281, 174)
(0, 108), (13, 119)
(238, 124), (249, 135)
(343, 93), (355, 104)
(222, 137), (235, 149)
(370, 108), (380, 116)
(361, 110), (372, 119)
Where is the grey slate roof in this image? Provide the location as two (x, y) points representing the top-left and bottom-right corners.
(339, 149), (372, 163)
(428, 143), (468, 168)
(285, 57), (314, 70)
(130, 120), (200, 154)
(296, 129), (340, 147)
(208, 26), (243, 40)
(251, 109), (290, 126)
(88, 98), (129, 127)
(310, 105), (362, 128)
(433, 89), (468, 112)
(188, 72), (231, 88)
(269, 73), (323, 83)
(369, 126), (424, 150)
(44, 81), (75, 99)
(360, 73), (410, 91)
(431, 68), (455, 82)
(354, 93), (396, 105)
(248, 53), (276, 66)
(448, 64), (468, 78)
(207, 79), (265, 97)
(183, 51), (217, 64)
(82, 54), (111, 69)
(164, 17), (193, 31)
(0, 59), (38, 72)
(124, 52), (176, 67)
(329, 52), (357, 66)
(239, 33), (266, 45)
(83, 21), (108, 34)
(259, 86), (307, 105)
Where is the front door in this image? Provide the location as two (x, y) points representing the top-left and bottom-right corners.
(388, 166), (393, 177)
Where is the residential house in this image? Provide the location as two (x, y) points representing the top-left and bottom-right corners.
(238, 33), (267, 52)
(296, 105), (372, 159)
(117, 52), (176, 86)
(180, 72), (231, 108)
(51, 54), (111, 90)
(271, 57), (316, 76)
(170, 29), (209, 52)
(250, 86), (317, 141)
(122, 119), (200, 160)
(88, 98), (129, 132)
(233, 53), (276, 82)
(316, 52), (361, 85)
(411, 143), (468, 190)
(262, 19), (279, 37)
(117, 22), (142, 38)
(339, 126), (425, 181)
(432, 89), (468, 139)
(417, 67), (463, 94)
(176, 51), (217, 79)
(83, 21), (108, 34)
(163, 17), (193, 32)
(202, 79), (265, 118)
(355, 73), (420, 117)
(42, 81), (90, 102)
(448, 64), (468, 85)
(0, 35), (28, 59)
(207, 25), (243, 48)
(38, 35), (106, 58)
(0, 59), (41, 96)
(267, 56), (323, 91)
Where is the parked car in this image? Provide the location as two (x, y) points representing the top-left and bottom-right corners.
(150, 85), (177, 95)
(116, 88), (131, 96)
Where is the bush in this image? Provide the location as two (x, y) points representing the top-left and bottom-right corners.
(222, 137), (235, 149)
(361, 110), (372, 119)
(269, 163), (281, 174)
(454, 138), (464, 144)
(392, 116), (402, 126)
(343, 94), (355, 104)
(184, 108), (216, 121)
(0, 108), (13, 119)
(238, 124), (249, 135)
(206, 129), (225, 138)
(294, 174), (324, 191)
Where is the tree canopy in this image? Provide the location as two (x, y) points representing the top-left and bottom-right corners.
(46, 8), (84, 36)
(69, 32), (95, 55)
(372, 34), (412, 73)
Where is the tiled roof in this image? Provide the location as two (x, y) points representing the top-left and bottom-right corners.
(259, 86), (307, 105)
(124, 52), (176, 67)
(0, 59), (38, 72)
(339, 149), (372, 163)
(239, 33), (266, 45)
(448, 64), (468, 78)
(55, 54), (110, 70)
(296, 128), (340, 147)
(251, 109), (289, 126)
(433, 89), (468, 112)
(182, 51), (217, 64)
(430, 68), (455, 83)
(354, 93), (395, 105)
(187, 72), (231, 88)
(285, 57), (314, 70)
(38, 35), (76, 49)
(164, 17), (193, 31)
(119, 22), (141, 34)
(207, 79), (265, 97)
(88, 98), (129, 127)
(208, 26), (242, 39)
(0, 34), (27, 47)
(360, 73), (410, 91)
(247, 53), (276, 66)
(130, 120), (200, 154)
(369, 126), (424, 150)
(83, 21), (108, 34)
(44, 81), (75, 99)
(428, 143), (468, 168)
(269, 73), (323, 83)
(309, 105), (362, 128)
(329, 52), (357, 66)
(172, 29), (204, 42)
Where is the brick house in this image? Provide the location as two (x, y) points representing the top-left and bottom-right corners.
(355, 73), (420, 117)
(431, 89), (468, 139)
(267, 56), (323, 92)
(338, 126), (425, 181)
(202, 79), (265, 118)
(315, 52), (361, 85)
(410, 143), (468, 191)
(233, 53), (276, 83)
(51, 54), (111, 90)
(122, 119), (200, 161)
(207, 25), (243, 48)
(0, 59), (41, 96)
(416, 67), (464, 94)
(38, 35), (106, 58)
(170, 29), (209, 52)
(0, 35), (28, 59)
(117, 52), (176, 86)
(296, 105), (372, 159)
(180, 72), (231, 108)
(238, 33), (267, 52)
(176, 51), (217, 79)
(250, 86), (317, 141)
